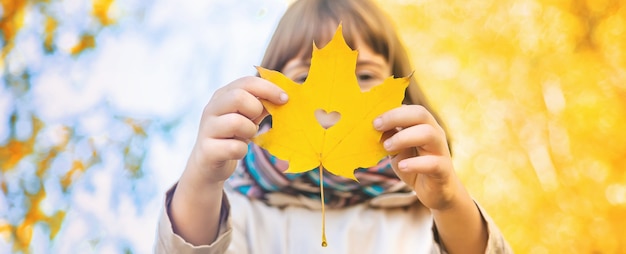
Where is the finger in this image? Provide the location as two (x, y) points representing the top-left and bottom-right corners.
(373, 105), (439, 132)
(205, 113), (258, 140)
(230, 76), (288, 106)
(207, 87), (266, 120)
(251, 108), (270, 126)
(200, 138), (249, 162)
(380, 129), (398, 143)
(382, 124), (446, 155)
(395, 155), (446, 176)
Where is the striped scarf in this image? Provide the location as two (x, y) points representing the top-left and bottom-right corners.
(227, 138), (413, 208)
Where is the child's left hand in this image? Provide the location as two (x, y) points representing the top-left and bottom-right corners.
(374, 105), (462, 211)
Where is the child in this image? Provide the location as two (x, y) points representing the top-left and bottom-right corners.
(156, 0), (511, 253)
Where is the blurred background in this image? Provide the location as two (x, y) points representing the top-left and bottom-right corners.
(0, 0), (624, 253)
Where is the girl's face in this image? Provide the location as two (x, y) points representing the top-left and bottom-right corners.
(281, 37), (391, 92)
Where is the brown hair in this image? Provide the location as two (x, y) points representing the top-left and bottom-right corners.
(260, 0), (449, 141)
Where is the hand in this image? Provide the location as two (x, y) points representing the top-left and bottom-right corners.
(170, 76), (287, 245)
(186, 76), (288, 185)
(374, 105), (460, 211)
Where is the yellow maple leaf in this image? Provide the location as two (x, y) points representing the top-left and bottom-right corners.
(253, 24), (409, 180)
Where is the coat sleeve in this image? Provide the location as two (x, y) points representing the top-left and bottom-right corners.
(154, 184), (236, 254)
(430, 201), (513, 254)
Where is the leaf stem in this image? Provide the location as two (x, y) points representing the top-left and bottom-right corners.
(320, 166), (327, 247)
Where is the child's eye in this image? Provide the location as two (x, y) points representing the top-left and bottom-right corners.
(294, 73), (308, 84)
(355, 70), (386, 91)
(357, 73), (374, 81)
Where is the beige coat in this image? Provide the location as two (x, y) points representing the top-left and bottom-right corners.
(155, 185), (512, 254)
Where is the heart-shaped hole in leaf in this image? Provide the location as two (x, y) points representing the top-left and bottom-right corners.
(314, 109), (341, 129)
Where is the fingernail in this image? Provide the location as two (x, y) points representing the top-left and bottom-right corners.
(383, 139), (392, 150)
(398, 161), (407, 170)
(373, 117), (383, 130)
(279, 92), (288, 103)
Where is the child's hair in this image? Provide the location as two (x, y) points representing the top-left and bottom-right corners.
(260, 0), (449, 142)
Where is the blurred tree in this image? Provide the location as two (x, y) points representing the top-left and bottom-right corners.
(0, 0), (158, 253)
(382, 0), (626, 252)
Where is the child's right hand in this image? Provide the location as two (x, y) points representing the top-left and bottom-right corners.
(185, 76), (288, 186)
(169, 76), (286, 245)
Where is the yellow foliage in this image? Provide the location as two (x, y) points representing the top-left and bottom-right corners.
(382, 0), (626, 252)
(0, 0), (27, 63)
(44, 16), (58, 52)
(70, 34), (96, 56)
(92, 0), (116, 26)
